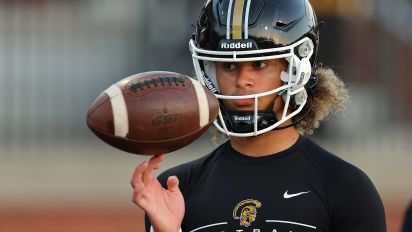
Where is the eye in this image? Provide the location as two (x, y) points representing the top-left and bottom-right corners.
(253, 61), (267, 69)
(223, 62), (236, 71)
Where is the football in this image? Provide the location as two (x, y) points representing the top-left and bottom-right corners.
(86, 71), (219, 155)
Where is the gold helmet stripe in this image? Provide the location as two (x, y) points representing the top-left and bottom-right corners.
(232, 0), (246, 39)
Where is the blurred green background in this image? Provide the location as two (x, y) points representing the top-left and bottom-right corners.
(0, 0), (411, 231)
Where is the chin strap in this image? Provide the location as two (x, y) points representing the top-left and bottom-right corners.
(217, 74), (318, 134)
(217, 100), (278, 134)
(227, 110), (278, 133)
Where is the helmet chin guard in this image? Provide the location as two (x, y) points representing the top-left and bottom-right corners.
(221, 109), (278, 134)
(190, 0), (319, 137)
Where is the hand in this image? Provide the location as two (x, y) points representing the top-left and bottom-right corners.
(131, 154), (185, 232)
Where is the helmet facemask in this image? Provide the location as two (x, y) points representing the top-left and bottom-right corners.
(190, 38), (315, 137)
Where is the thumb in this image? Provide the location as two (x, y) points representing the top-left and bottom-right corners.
(167, 176), (180, 193)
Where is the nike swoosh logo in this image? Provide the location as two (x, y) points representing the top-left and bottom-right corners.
(283, 190), (311, 199)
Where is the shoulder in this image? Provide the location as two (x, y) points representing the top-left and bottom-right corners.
(300, 136), (379, 196)
(157, 141), (229, 196)
(300, 136), (386, 230)
(300, 136), (371, 184)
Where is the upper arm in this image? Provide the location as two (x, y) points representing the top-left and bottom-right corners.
(329, 167), (386, 232)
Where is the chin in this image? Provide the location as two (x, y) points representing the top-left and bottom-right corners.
(225, 101), (273, 112)
(231, 106), (269, 112)
(227, 105), (254, 111)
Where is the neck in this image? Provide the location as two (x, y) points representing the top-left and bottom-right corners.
(229, 127), (300, 157)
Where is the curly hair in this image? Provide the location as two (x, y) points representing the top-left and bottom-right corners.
(209, 67), (349, 141)
(295, 67), (350, 135)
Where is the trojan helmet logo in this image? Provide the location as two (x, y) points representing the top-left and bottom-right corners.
(233, 199), (262, 227)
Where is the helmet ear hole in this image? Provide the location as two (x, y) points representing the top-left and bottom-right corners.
(292, 57), (311, 91)
(281, 55), (311, 109)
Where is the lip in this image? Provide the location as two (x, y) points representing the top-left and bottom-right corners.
(233, 98), (255, 106)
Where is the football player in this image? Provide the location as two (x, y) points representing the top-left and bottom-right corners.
(131, 0), (386, 231)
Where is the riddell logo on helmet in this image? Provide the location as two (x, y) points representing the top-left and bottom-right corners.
(234, 115), (252, 121)
(202, 76), (218, 93)
(221, 41), (252, 49)
(219, 39), (256, 51)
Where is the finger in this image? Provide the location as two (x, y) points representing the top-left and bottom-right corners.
(131, 177), (148, 210)
(132, 191), (149, 211)
(132, 178), (146, 193)
(149, 154), (164, 165)
(167, 176), (180, 193)
(130, 161), (148, 188)
(142, 154), (164, 182)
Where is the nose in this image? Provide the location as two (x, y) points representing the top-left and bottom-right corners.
(236, 66), (255, 90)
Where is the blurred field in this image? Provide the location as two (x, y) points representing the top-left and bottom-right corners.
(0, 207), (145, 232)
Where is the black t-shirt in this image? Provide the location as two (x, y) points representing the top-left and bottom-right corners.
(145, 136), (386, 232)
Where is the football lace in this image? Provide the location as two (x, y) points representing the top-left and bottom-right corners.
(130, 76), (186, 92)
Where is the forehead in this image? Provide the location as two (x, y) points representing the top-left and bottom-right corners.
(215, 59), (288, 68)
(217, 59), (286, 65)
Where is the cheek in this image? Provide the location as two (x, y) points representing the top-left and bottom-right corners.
(216, 73), (234, 94)
(255, 71), (283, 109)
(259, 71), (282, 89)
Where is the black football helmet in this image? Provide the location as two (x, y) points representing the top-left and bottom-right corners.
(190, 0), (319, 137)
